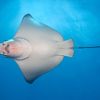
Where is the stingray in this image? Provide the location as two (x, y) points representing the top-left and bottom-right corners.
(0, 14), (99, 83)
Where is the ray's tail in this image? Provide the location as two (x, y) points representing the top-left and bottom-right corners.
(74, 46), (100, 49)
(55, 39), (100, 58)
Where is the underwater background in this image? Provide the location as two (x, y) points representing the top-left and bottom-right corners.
(0, 0), (100, 100)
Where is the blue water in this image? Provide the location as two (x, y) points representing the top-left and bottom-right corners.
(0, 0), (100, 100)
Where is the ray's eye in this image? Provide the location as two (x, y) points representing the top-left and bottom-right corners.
(2, 43), (5, 46)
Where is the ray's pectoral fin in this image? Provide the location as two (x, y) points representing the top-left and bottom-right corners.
(15, 58), (37, 83)
(56, 39), (74, 57)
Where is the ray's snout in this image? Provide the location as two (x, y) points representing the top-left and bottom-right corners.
(0, 38), (32, 60)
(0, 42), (9, 55)
(0, 40), (21, 57)
(0, 43), (3, 54)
